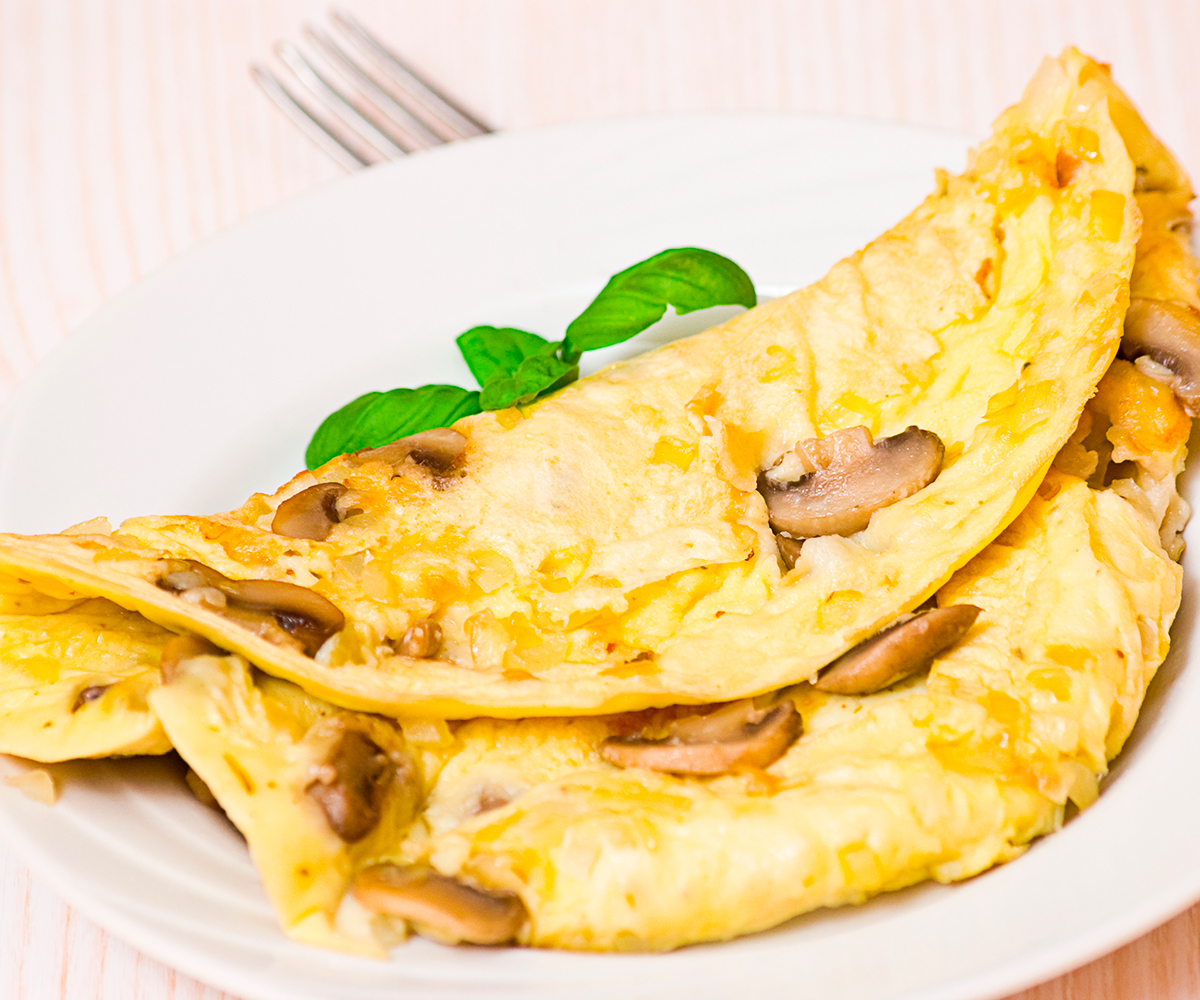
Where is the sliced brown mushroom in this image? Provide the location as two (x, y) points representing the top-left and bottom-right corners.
(758, 425), (944, 538)
(815, 604), (981, 695)
(305, 728), (395, 842)
(70, 683), (111, 712)
(271, 482), (361, 541)
(352, 427), (467, 473)
(353, 864), (526, 945)
(226, 580), (345, 654)
(157, 559), (344, 657)
(601, 698), (801, 775)
(1120, 297), (1200, 416)
(775, 534), (804, 569)
(398, 618), (442, 658)
(159, 632), (222, 681)
(468, 785), (516, 816)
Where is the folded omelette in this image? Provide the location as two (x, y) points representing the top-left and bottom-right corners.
(142, 453), (1185, 953)
(138, 311), (1191, 952)
(0, 48), (1163, 720)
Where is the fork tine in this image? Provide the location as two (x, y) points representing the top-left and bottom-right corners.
(276, 41), (411, 159)
(330, 8), (492, 141)
(250, 63), (370, 171)
(301, 26), (444, 151)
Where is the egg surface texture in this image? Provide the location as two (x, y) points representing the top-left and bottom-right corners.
(379, 469), (1178, 951)
(0, 567), (171, 762)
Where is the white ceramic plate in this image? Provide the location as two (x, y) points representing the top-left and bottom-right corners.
(0, 114), (1198, 1000)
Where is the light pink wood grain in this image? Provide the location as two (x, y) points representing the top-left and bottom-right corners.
(1, 1), (1198, 997)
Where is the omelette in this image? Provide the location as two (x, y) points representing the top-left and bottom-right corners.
(0, 47), (1197, 955)
(141, 322), (1190, 952)
(0, 47), (1154, 720)
(143, 453), (1183, 952)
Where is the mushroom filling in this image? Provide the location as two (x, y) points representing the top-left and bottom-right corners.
(305, 728), (396, 843)
(351, 427), (468, 474)
(758, 425), (944, 538)
(156, 559), (344, 657)
(70, 683), (111, 712)
(352, 863), (526, 945)
(398, 618), (442, 659)
(815, 604), (981, 695)
(467, 784), (517, 816)
(158, 632), (223, 681)
(601, 699), (801, 775)
(775, 534), (804, 569)
(1120, 297), (1200, 416)
(271, 482), (362, 541)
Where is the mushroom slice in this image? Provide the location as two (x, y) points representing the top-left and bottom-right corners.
(468, 785), (516, 816)
(305, 726), (397, 842)
(815, 604), (981, 695)
(353, 864), (526, 945)
(775, 534), (804, 569)
(601, 699), (801, 775)
(159, 632), (222, 681)
(156, 559), (344, 656)
(70, 683), (111, 712)
(352, 428), (468, 473)
(758, 425), (945, 538)
(398, 618), (442, 658)
(1120, 298), (1200, 416)
(227, 579), (345, 654)
(271, 482), (360, 541)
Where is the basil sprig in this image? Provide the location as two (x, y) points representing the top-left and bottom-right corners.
(305, 385), (481, 469)
(457, 327), (579, 410)
(562, 248), (757, 355)
(455, 327), (553, 386)
(306, 248), (754, 468)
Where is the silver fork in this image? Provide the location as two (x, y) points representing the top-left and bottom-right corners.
(251, 8), (492, 171)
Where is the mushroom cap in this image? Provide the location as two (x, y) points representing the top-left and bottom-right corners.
(353, 864), (526, 945)
(70, 683), (112, 712)
(353, 427), (467, 472)
(774, 534), (804, 569)
(157, 560), (345, 657)
(1120, 297), (1200, 416)
(759, 426), (945, 538)
(305, 727), (395, 843)
(228, 578), (345, 646)
(815, 604), (981, 695)
(601, 699), (801, 775)
(158, 632), (222, 682)
(399, 619), (442, 659)
(271, 482), (350, 541)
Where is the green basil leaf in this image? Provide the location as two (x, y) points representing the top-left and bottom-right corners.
(456, 326), (553, 387)
(306, 384), (481, 469)
(479, 347), (578, 410)
(562, 247), (756, 357)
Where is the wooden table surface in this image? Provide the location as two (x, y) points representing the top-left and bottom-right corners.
(2, 1), (1199, 997)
